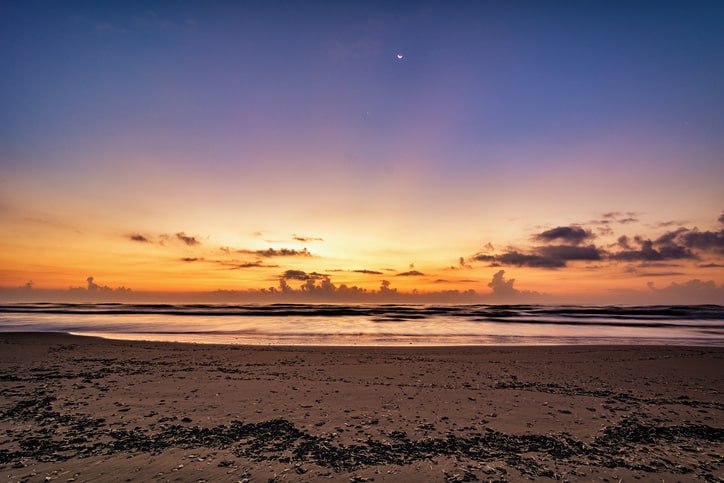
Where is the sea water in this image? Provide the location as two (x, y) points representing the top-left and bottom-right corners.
(1, 303), (723, 346)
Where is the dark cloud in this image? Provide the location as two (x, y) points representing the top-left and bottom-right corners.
(612, 238), (694, 262)
(538, 245), (602, 261)
(293, 234), (323, 243)
(473, 216), (724, 269)
(181, 257), (199, 263)
(617, 235), (630, 249)
(534, 226), (594, 245)
(679, 229), (724, 253)
(279, 270), (346, 296)
(719, 212), (724, 224)
(610, 226), (724, 262)
(699, 263), (724, 268)
(654, 228), (688, 246)
(494, 251), (566, 269)
(353, 269), (383, 275)
(176, 232), (200, 246)
(241, 247), (312, 258)
(396, 270), (425, 276)
(281, 270), (310, 281)
(129, 234), (150, 242)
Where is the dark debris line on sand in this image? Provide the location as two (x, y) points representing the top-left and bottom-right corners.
(0, 389), (722, 481)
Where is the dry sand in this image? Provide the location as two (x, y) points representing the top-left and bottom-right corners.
(0, 333), (722, 482)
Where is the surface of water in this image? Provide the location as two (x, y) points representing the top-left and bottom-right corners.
(1, 303), (723, 346)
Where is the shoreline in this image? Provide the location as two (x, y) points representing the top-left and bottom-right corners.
(1, 332), (722, 481)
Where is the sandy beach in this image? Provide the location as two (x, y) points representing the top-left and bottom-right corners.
(0, 333), (722, 482)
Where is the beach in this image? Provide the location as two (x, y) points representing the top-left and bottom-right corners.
(1, 333), (722, 482)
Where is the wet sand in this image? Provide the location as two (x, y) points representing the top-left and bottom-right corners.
(0, 332), (722, 482)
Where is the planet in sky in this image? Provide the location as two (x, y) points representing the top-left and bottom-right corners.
(396, 53), (404, 59)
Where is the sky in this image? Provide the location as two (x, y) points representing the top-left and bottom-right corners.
(1, 1), (723, 304)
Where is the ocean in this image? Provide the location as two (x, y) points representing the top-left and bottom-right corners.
(1, 303), (723, 346)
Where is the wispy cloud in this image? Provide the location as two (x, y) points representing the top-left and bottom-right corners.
(176, 232), (200, 246)
(129, 234), (150, 242)
(602, 212), (640, 224)
(292, 234), (324, 243)
(231, 260), (279, 269)
(447, 257), (472, 270)
(396, 270), (425, 276)
(239, 247), (312, 258)
(94, 22), (126, 34)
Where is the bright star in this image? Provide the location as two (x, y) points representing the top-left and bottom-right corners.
(396, 54), (403, 60)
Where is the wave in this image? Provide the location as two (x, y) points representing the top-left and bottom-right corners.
(1, 303), (723, 346)
(2, 302), (722, 319)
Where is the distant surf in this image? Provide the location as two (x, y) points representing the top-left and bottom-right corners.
(1, 303), (722, 346)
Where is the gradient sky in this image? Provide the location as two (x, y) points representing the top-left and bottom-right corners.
(1, 1), (723, 303)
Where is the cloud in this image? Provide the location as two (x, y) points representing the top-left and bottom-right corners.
(538, 245), (602, 261)
(488, 251), (566, 269)
(647, 279), (724, 304)
(611, 238), (694, 261)
(176, 232), (200, 246)
(353, 269), (384, 275)
(240, 247), (312, 258)
(719, 211), (724, 224)
(230, 260), (279, 269)
(181, 257), (199, 263)
(129, 234), (150, 243)
(636, 271), (686, 277)
(278, 270), (345, 295)
(281, 270), (311, 281)
(611, 227), (723, 262)
(448, 257), (472, 270)
(699, 263), (724, 268)
(74, 276), (131, 293)
(487, 270), (518, 297)
(396, 270), (425, 276)
(602, 212), (640, 224)
(534, 226), (594, 245)
(293, 234), (324, 243)
(486, 270), (543, 301)
(499, 251), (566, 268)
(679, 229), (724, 253)
(473, 214), (724, 269)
